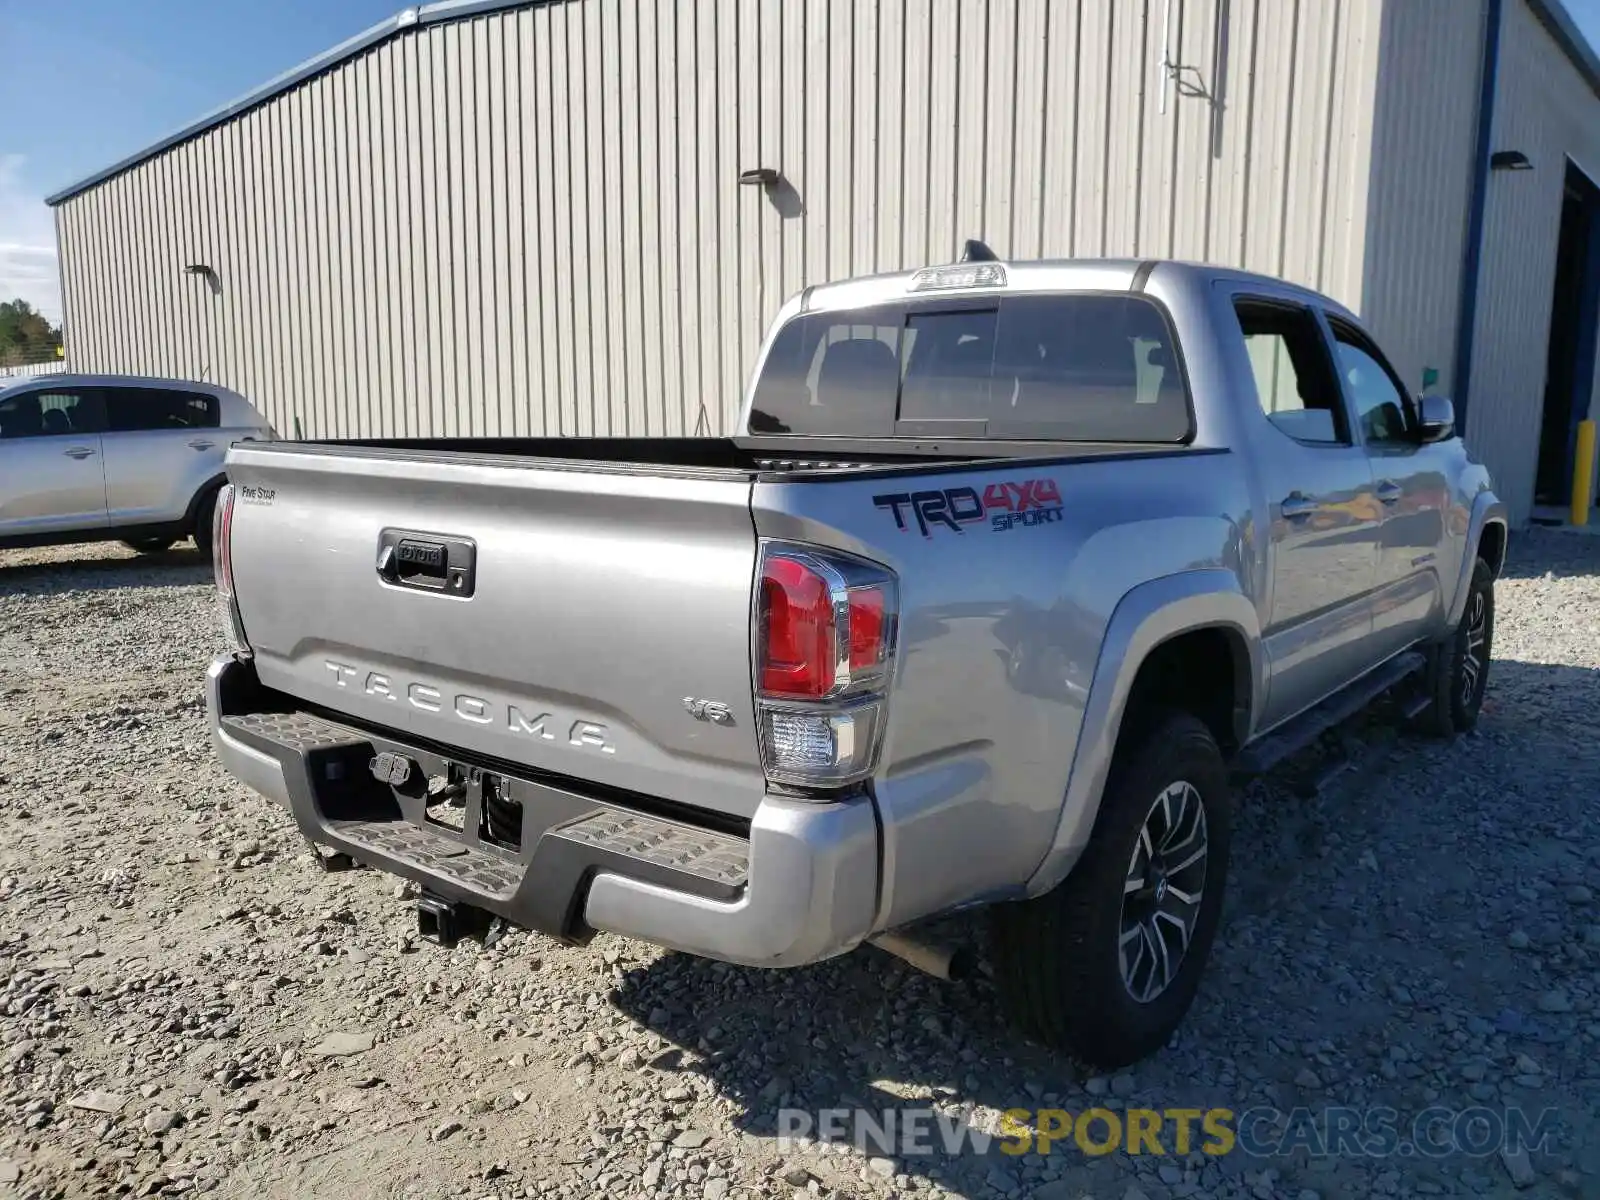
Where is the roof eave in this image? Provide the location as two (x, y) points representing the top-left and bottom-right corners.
(45, 0), (537, 206)
(1525, 0), (1600, 103)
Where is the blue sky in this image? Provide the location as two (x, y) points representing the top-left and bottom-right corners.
(3, 0), (1600, 325)
(0, 0), (396, 322)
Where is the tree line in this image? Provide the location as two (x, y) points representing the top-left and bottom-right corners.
(0, 299), (63, 367)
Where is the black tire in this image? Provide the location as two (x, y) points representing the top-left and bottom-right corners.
(1413, 558), (1494, 737)
(191, 486), (221, 560)
(120, 538), (176, 555)
(990, 710), (1232, 1068)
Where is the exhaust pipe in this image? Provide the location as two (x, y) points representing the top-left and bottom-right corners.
(869, 931), (976, 982)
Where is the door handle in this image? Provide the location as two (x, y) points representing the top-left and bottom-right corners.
(1280, 493), (1318, 520)
(188, 439), (216, 451)
(1376, 480), (1403, 505)
(62, 447), (96, 460)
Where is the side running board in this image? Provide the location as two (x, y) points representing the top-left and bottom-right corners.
(1232, 650), (1427, 780)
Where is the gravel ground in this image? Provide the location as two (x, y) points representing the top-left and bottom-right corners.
(0, 533), (1596, 1200)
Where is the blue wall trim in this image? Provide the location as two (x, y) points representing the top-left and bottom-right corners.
(1451, 0), (1506, 431)
(1526, 0), (1600, 104)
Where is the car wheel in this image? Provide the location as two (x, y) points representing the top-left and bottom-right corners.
(1413, 558), (1494, 737)
(120, 538), (176, 555)
(990, 709), (1232, 1068)
(191, 486), (221, 560)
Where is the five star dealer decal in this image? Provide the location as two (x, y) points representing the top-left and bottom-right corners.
(873, 478), (1064, 537)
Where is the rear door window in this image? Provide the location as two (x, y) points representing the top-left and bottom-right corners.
(748, 294), (1190, 442)
(0, 388), (107, 438)
(106, 388), (220, 432)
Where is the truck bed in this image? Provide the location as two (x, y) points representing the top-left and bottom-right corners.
(218, 433), (1223, 827)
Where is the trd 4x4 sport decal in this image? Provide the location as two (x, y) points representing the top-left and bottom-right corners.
(873, 479), (1064, 537)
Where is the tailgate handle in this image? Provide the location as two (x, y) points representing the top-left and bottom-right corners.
(377, 529), (477, 598)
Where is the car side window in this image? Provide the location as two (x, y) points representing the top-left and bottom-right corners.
(1232, 300), (1349, 446)
(106, 387), (221, 433)
(0, 389), (107, 439)
(1328, 322), (1413, 447)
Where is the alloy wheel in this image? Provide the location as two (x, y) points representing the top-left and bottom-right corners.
(1119, 780), (1209, 1004)
(1461, 590), (1488, 709)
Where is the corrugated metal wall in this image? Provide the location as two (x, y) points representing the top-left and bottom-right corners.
(1463, 0), (1600, 523)
(54, 0), (1386, 442)
(1358, 0), (1485, 400)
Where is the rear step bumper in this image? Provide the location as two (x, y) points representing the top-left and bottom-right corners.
(205, 656), (879, 968)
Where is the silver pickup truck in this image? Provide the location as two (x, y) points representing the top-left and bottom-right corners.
(206, 257), (1507, 1067)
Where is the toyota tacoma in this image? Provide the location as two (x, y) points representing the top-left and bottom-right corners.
(205, 255), (1507, 1066)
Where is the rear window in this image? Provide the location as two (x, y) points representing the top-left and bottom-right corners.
(107, 387), (220, 433)
(748, 293), (1190, 441)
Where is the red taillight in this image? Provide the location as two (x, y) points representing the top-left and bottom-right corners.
(212, 484), (250, 656)
(760, 556), (836, 699)
(753, 544), (899, 788)
(847, 586), (887, 673)
(213, 484), (236, 598)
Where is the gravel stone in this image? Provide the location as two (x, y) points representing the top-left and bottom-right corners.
(311, 1031), (374, 1057)
(65, 1091), (126, 1114)
(2, 528), (1598, 1199)
(141, 1108), (179, 1135)
(1500, 1144), (1537, 1188)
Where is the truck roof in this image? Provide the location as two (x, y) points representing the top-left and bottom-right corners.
(796, 257), (1357, 323)
(0, 373), (243, 398)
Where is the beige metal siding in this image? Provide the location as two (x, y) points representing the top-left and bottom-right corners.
(1358, 0), (1486, 400)
(1464, 0), (1600, 523)
(56, 0), (1384, 440)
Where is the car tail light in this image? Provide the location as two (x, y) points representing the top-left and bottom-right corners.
(754, 543), (898, 788)
(759, 556), (837, 699)
(213, 484), (251, 657)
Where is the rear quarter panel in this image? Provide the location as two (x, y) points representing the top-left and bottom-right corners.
(753, 448), (1258, 929)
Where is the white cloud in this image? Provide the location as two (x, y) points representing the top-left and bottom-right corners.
(0, 154), (62, 326)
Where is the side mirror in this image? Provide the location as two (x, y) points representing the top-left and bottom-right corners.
(1417, 394), (1455, 443)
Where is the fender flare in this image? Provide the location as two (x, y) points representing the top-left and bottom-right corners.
(1445, 490), (1508, 628)
(1023, 569), (1262, 897)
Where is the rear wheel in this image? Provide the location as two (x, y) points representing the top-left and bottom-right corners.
(191, 486), (221, 560)
(990, 710), (1232, 1067)
(120, 538), (175, 555)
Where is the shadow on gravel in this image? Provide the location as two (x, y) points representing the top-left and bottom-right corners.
(1496, 528), (1600, 579)
(608, 924), (1077, 1188)
(0, 546), (211, 594)
(606, 651), (1600, 1194)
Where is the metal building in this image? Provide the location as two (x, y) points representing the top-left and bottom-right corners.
(44, 0), (1600, 524)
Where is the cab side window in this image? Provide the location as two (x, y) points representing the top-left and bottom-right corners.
(0, 389), (107, 439)
(106, 387), (222, 435)
(106, 388), (220, 433)
(1232, 300), (1348, 446)
(1328, 322), (1414, 447)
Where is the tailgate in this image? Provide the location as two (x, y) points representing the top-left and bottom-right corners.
(225, 443), (765, 819)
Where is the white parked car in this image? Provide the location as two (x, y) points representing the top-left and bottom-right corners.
(0, 374), (274, 558)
